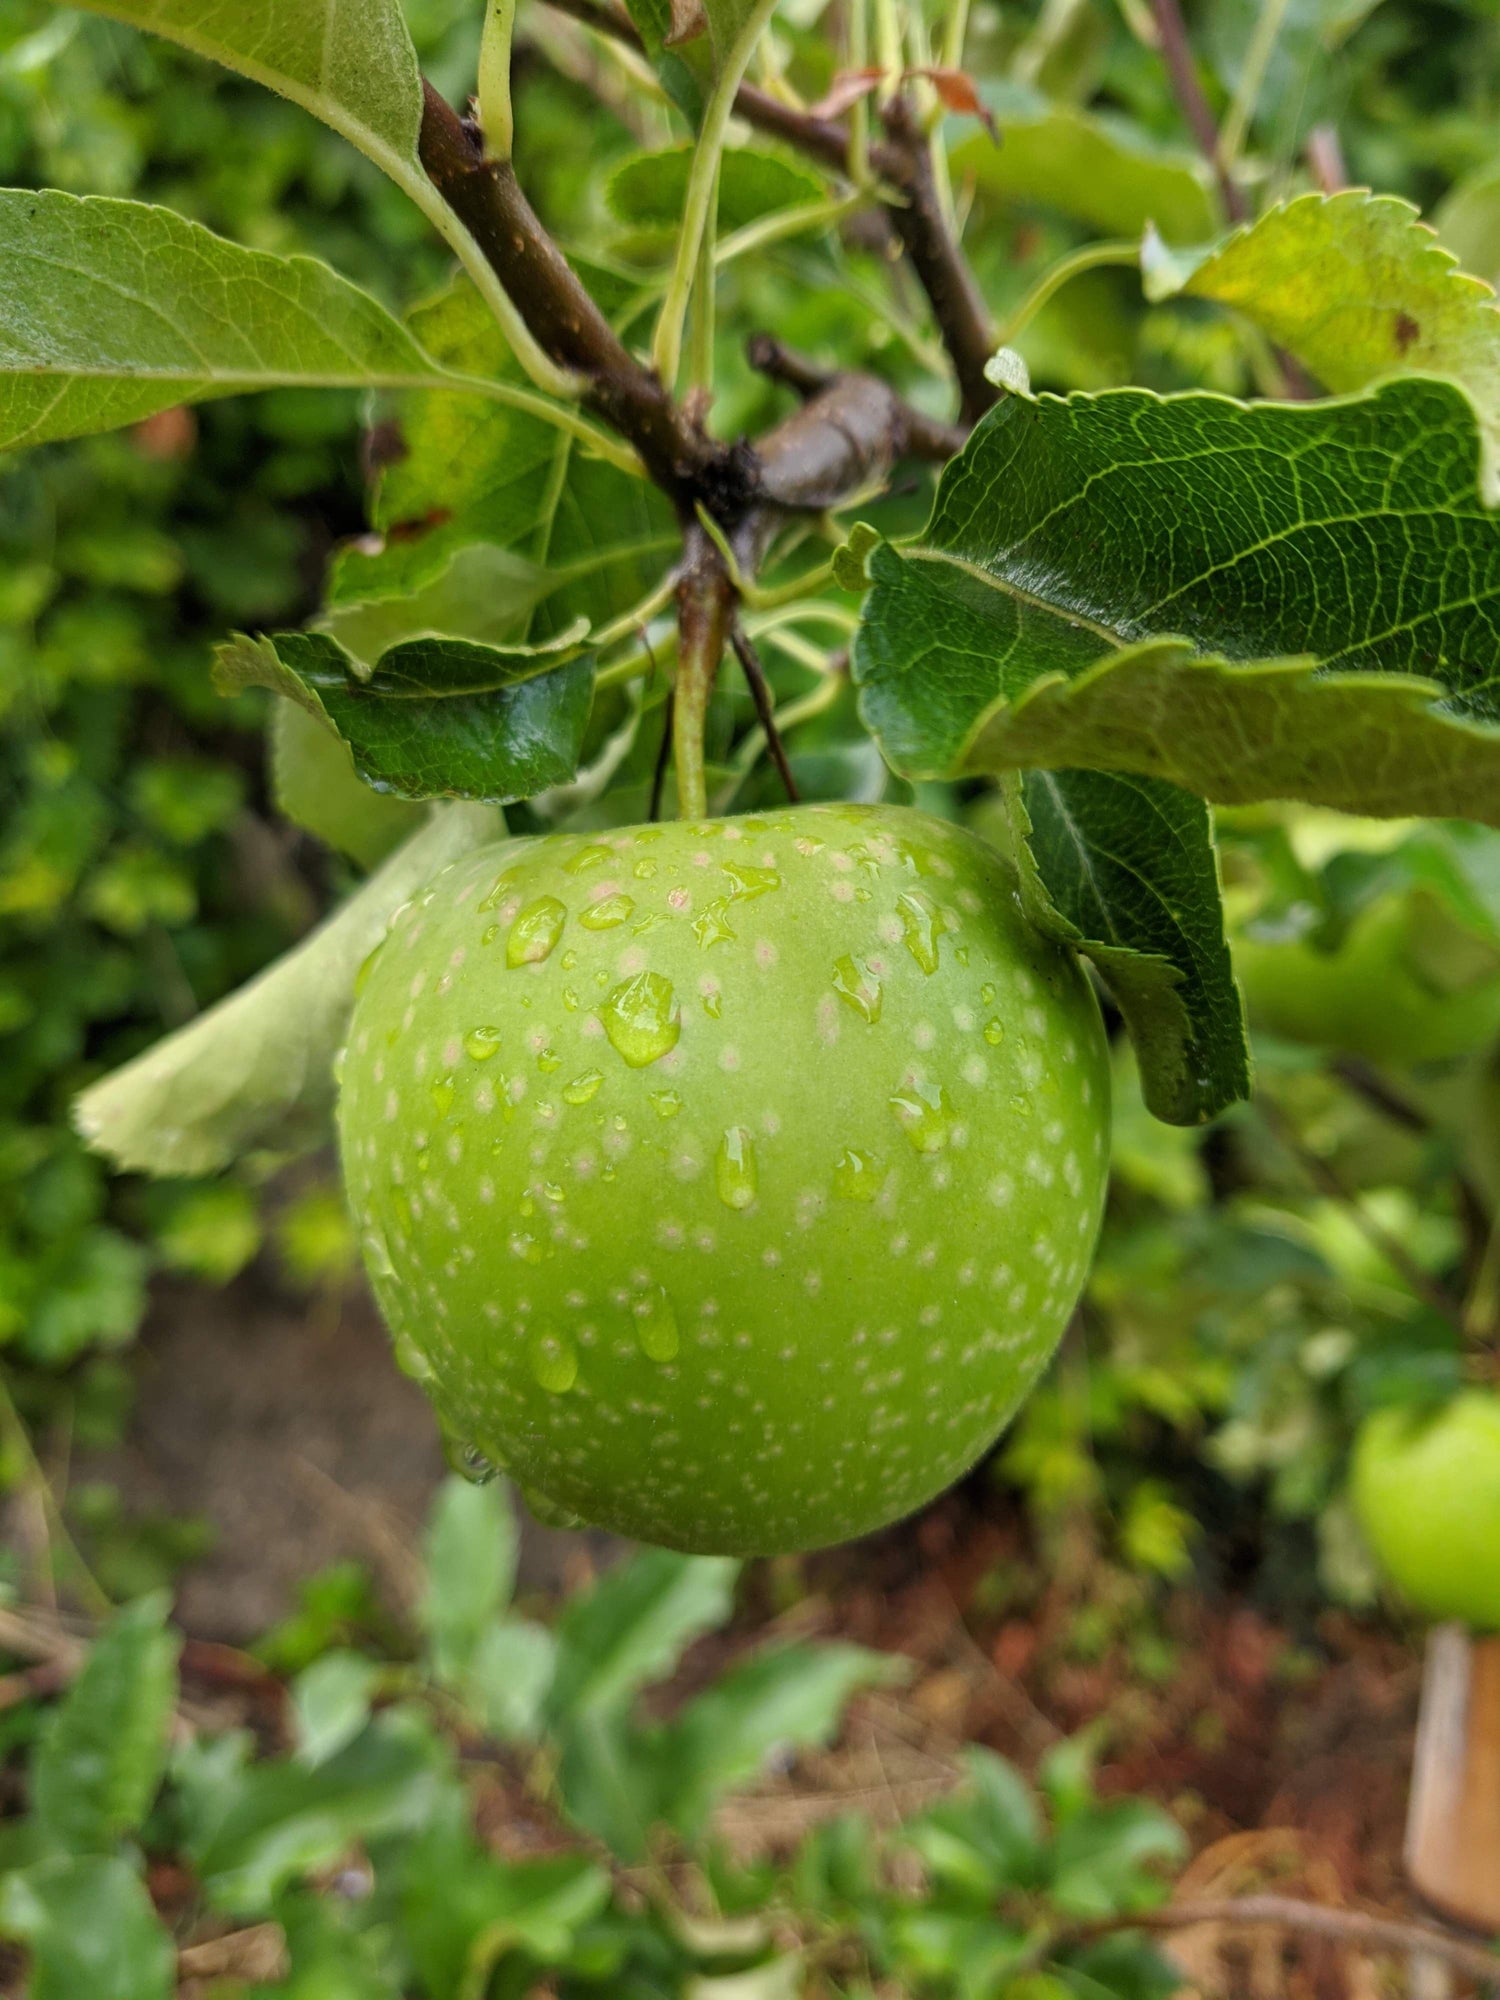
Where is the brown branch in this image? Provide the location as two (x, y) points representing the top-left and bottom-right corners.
(674, 525), (736, 820)
(879, 96), (998, 425)
(534, 0), (995, 422)
(748, 337), (967, 521)
(1146, 0), (1248, 224)
(1081, 1896), (1500, 1989)
(729, 624), (800, 802)
(418, 81), (735, 505)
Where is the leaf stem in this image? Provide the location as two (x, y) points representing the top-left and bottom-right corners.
(652, 0), (783, 388)
(993, 240), (1140, 349)
(477, 0), (517, 157)
(673, 526), (736, 821)
(589, 569), (681, 653)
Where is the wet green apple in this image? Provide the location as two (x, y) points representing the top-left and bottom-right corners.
(1351, 1393), (1500, 1629)
(338, 803), (1109, 1555)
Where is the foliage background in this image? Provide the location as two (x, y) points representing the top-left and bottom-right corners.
(5, 0), (1500, 1990)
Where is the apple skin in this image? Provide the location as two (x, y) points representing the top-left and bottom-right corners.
(1351, 1393), (1500, 1630)
(1235, 898), (1500, 1065)
(338, 803), (1109, 1555)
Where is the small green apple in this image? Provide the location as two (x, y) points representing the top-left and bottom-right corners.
(338, 803), (1109, 1555)
(1351, 1392), (1500, 1630)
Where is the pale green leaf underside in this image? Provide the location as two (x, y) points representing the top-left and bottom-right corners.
(1142, 189), (1500, 501)
(68, 0), (423, 183)
(73, 806), (505, 1177)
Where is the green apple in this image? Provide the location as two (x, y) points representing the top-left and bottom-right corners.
(1235, 896), (1500, 1065)
(338, 803), (1110, 1555)
(1351, 1392), (1500, 1629)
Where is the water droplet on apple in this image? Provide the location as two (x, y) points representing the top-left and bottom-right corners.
(716, 1126), (758, 1208)
(600, 972), (680, 1067)
(507, 896), (567, 966)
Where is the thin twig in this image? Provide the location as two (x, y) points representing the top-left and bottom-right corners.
(730, 624), (801, 802)
(1078, 1896), (1500, 1990)
(1146, 0), (1249, 222)
(649, 688), (675, 822)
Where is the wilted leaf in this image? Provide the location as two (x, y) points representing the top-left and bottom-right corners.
(74, 804), (505, 1176)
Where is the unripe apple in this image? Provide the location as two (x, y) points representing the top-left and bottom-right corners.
(1351, 1393), (1500, 1630)
(338, 804), (1109, 1554)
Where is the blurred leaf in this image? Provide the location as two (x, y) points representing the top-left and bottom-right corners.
(0, 191), (476, 452)
(271, 700), (423, 869)
(661, 1642), (903, 1838)
(0, 1854), (173, 2000)
(606, 146), (824, 233)
(1142, 191), (1500, 500)
(73, 805), (505, 1177)
(1049, 1799), (1187, 1917)
(153, 1179), (262, 1283)
(218, 630), (596, 804)
(190, 1707), (447, 1912)
(953, 83), (1215, 243)
(904, 1748), (1045, 1897)
(466, 1616), (556, 1741)
(291, 1651), (379, 1767)
(32, 1592), (179, 1856)
(420, 1476), (520, 1687)
(547, 1548), (738, 1719)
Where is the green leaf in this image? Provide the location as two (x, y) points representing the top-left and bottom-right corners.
(659, 1642), (903, 1839)
(270, 701), (423, 869)
(466, 1618), (557, 1741)
(854, 376), (1500, 825)
(190, 1707), (447, 1912)
(217, 630), (596, 804)
(606, 145), (824, 234)
(290, 1651), (379, 1768)
(31, 1593), (179, 1856)
(621, 0), (712, 122)
(1007, 770), (1248, 1124)
(0, 191), (446, 454)
(420, 1476), (520, 1687)
(68, 0), (424, 188)
(904, 1748), (1046, 1897)
(1142, 191), (1500, 500)
(1435, 160), (1500, 289)
(0, 1855), (173, 2000)
(547, 1549), (738, 1718)
(73, 804), (505, 1176)
(1049, 1799), (1187, 1918)
(328, 280), (675, 634)
(951, 83), (1216, 244)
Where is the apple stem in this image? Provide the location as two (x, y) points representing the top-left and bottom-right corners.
(1406, 1622), (1500, 1930)
(674, 526), (735, 823)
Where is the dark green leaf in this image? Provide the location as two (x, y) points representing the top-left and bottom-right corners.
(854, 376), (1500, 827)
(31, 1593), (178, 1856)
(606, 146), (824, 233)
(0, 1855), (173, 2000)
(216, 630), (596, 804)
(270, 702), (423, 869)
(1008, 770), (1248, 1124)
